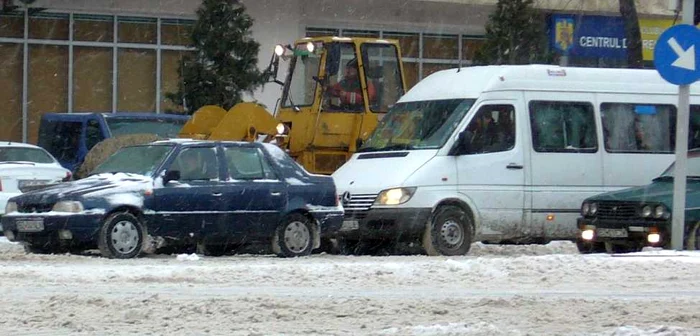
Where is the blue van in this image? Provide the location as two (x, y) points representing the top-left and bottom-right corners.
(37, 113), (190, 172)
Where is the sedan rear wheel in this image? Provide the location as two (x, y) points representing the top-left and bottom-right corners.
(272, 213), (313, 258)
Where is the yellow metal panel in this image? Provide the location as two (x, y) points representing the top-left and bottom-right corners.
(208, 102), (279, 141)
(178, 105), (227, 139)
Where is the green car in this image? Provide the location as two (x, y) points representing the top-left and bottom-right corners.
(577, 151), (700, 253)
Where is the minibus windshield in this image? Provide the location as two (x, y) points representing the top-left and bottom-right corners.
(359, 99), (475, 152)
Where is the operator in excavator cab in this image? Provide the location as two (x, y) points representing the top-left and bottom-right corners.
(327, 58), (376, 111)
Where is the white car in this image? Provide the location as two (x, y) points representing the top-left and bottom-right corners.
(0, 142), (71, 227)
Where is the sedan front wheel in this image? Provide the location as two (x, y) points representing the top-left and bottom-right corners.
(98, 212), (146, 259)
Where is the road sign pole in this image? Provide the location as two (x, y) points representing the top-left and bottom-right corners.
(673, 85), (689, 250)
(671, 0), (695, 250)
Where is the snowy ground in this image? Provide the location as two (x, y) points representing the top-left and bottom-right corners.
(1, 237), (699, 336)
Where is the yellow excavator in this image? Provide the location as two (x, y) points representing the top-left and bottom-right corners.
(178, 36), (408, 174)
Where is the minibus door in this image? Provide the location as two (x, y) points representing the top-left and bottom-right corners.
(453, 101), (525, 241)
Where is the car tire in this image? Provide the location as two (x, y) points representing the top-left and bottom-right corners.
(685, 222), (700, 250)
(272, 213), (314, 258)
(422, 205), (472, 256)
(98, 212), (146, 259)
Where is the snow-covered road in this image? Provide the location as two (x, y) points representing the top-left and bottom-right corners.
(1, 238), (699, 335)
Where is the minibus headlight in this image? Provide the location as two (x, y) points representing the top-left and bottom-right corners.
(581, 202), (590, 216)
(375, 187), (416, 206)
(641, 205), (652, 218)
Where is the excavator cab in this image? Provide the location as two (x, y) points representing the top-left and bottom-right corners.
(179, 36), (407, 175)
(273, 37), (407, 174)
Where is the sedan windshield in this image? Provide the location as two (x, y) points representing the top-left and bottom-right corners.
(0, 147), (55, 164)
(91, 145), (174, 177)
(359, 99), (475, 152)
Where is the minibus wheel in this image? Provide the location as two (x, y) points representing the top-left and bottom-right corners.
(423, 205), (472, 256)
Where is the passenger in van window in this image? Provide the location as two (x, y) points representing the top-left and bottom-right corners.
(465, 112), (500, 153)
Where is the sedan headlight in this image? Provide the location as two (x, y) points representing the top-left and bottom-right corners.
(5, 201), (17, 214)
(654, 205), (670, 220)
(374, 187), (416, 205)
(641, 205), (653, 218)
(52, 201), (84, 213)
(581, 202), (591, 216)
(589, 202), (598, 215)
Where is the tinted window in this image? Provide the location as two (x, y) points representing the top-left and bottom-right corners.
(0, 147), (55, 163)
(361, 43), (404, 112)
(169, 147), (219, 181)
(283, 43), (321, 108)
(462, 104), (515, 154)
(529, 101), (597, 153)
(601, 103), (676, 153)
(223, 146), (276, 180)
(86, 119), (105, 150)
(106, 118), (186, 137)
(37, 120), (83, 162)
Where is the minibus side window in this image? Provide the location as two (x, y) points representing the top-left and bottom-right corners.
(689, 106), (700, 150)
(529, 101), (597, 153)
(461, 104), (515, 154)
(601, 103), (676, 153)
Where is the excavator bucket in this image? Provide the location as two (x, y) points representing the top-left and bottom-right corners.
(208, 102), (279, 141)
(178, 105), (228, 139)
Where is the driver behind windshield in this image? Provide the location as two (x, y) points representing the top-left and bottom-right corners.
(328, 58), (376, 111)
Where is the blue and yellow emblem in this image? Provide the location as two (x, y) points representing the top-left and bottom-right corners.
(554, 18), (575, 52)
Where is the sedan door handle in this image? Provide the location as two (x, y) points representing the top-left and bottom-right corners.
(212, 192), (223, 197)
(506, 163), (523, 170)
(270, 192), (282, 196)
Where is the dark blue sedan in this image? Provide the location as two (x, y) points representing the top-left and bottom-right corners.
(1, 140), (344, 258)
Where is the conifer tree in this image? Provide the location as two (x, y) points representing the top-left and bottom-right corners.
(166, 0), (266, 114)
(474, 0), (552, 65)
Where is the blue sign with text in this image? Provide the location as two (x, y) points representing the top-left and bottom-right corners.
(551, 15), (626, 59)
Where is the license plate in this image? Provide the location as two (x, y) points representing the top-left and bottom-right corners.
(16, 219), (45, 232)
(597, 228), (628, 238)
(340, 220), (359, 231)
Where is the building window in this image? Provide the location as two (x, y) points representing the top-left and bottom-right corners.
(308, 28), (483, 90)
(0, 10), (195, 143)
(74, 14), (114, 42)
(0, 13), (24, 38)
(29, 12), (69, 40)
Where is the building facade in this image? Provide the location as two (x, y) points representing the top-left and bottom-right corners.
(0, 0), (677, 143)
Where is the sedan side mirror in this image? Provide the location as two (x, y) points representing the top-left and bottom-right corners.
(164, 170), (181, 185)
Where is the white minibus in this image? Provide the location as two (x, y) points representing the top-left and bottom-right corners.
(331, 65), (700, 255)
